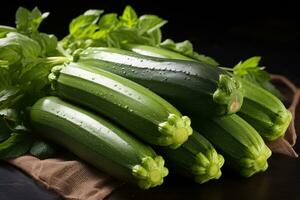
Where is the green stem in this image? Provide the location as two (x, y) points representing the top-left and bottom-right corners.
(132, 156), (169, 189)
(158, 114), (193, 149)
(213, 74), (244, 115)
(191, 149), (224, 184)
(219, 67), (234, 71)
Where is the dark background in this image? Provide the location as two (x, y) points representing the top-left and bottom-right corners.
(1, 0), (299, 83)
(1, 1), (300, 200)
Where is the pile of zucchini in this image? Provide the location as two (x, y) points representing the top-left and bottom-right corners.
(0, 6), (293, 189)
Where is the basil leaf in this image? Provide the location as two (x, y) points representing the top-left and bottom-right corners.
(0, 88), (23, 110)
(233, 56), (262, 76)
(137, 15), (167, 35)
(232, 57), (283, 99)
(120, 5), (138, 28)
(69, 9), (103, 37)
(92, 13), (119, 40)
(31, 33), (58, 56)
(0, 32), (41, 65)
(62, 6), (168, 53)
(16, 7), (49, 34)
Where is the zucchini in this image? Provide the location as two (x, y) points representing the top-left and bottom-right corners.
(236, 79), (292, 141)
(49, 62), (192, 149)
(77, 47), (244, 116)
(194, 115), (272, 177)
(121, 44), (292, 141)
(158, 130), (224, 183)
(30, 96), (169, 189)
(88, 45), (273, 176)
(123, 44), (195, 61)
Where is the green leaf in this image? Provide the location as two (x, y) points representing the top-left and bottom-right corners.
(109, 28), (153, 47)
(62, 10), (103, 52)
(15, 7), (58, 57)
(232, 57), (283, 99)
(0, 68), (11, 88)
(31, 33), (58, 56)
(16, 7), (49, 34)
(62, 6), (168, 53)
(160, 39), (219, 65)
(137, 15), (167, 35)
(0, 34), (22, 65)
(91, 13), (119, 40)
(15, 7), (31, 32)
(98, 13), (119, 31)
(0, 88), (23, 110)
(69, 9), (103, 37)
(120, 5), (138, 27)
(30, 140), (58, 159)
(233, 56), (262, 76)
(148, 29), (162, 45)
(0, 132), (33, 159)
(0, 32), (41, 66)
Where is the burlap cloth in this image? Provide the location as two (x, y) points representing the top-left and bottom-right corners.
(6, 75), (300, 200)
(7, 155), (122, 200)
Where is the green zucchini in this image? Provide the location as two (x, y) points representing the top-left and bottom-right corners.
(158, 130), (224, 183)
(194, 115), (272, 177)
(120, 44), (292, 141)
(30, 96), (169, 189)
(236, 79), (292, 141)
(123, 44), (195, 61)
(77, 47), (244, 117)
(49, 62), (192, 149)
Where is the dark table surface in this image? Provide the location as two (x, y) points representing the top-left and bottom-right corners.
(1, 147), (300, 200)
(1, 1), (300, 200)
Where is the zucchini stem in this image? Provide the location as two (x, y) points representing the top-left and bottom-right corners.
(192, 149), (224, 184)
(213, 74), (244, 115)
(158, 114), (193, 149)
(132, 156), (169, 189)
(239, 145), (272, 177)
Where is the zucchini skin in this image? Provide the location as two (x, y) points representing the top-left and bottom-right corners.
(49, 62), (192, 149)
(237, 78), (292, 141)
(123, 44), (195, 61)
(194, 114), (272, 177)
(122, 44), (291, 141)
(158, 130), (224, 184)
(78, 47), (244, 116)
(30, 96), (169, 189)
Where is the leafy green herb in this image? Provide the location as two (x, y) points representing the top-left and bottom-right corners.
(16, 7), (48, 33)
(0, 32), (41, 65)
(120, 5), (138, 28)
(62, 5), (167, 53)
(15, 7), (59, 56)
(232, 57), (283, 99)
(233, 56), (263, 76)
(0, 7), (68, 159)
(62, 6), (217, 66)
(70, 10), (104, 39)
